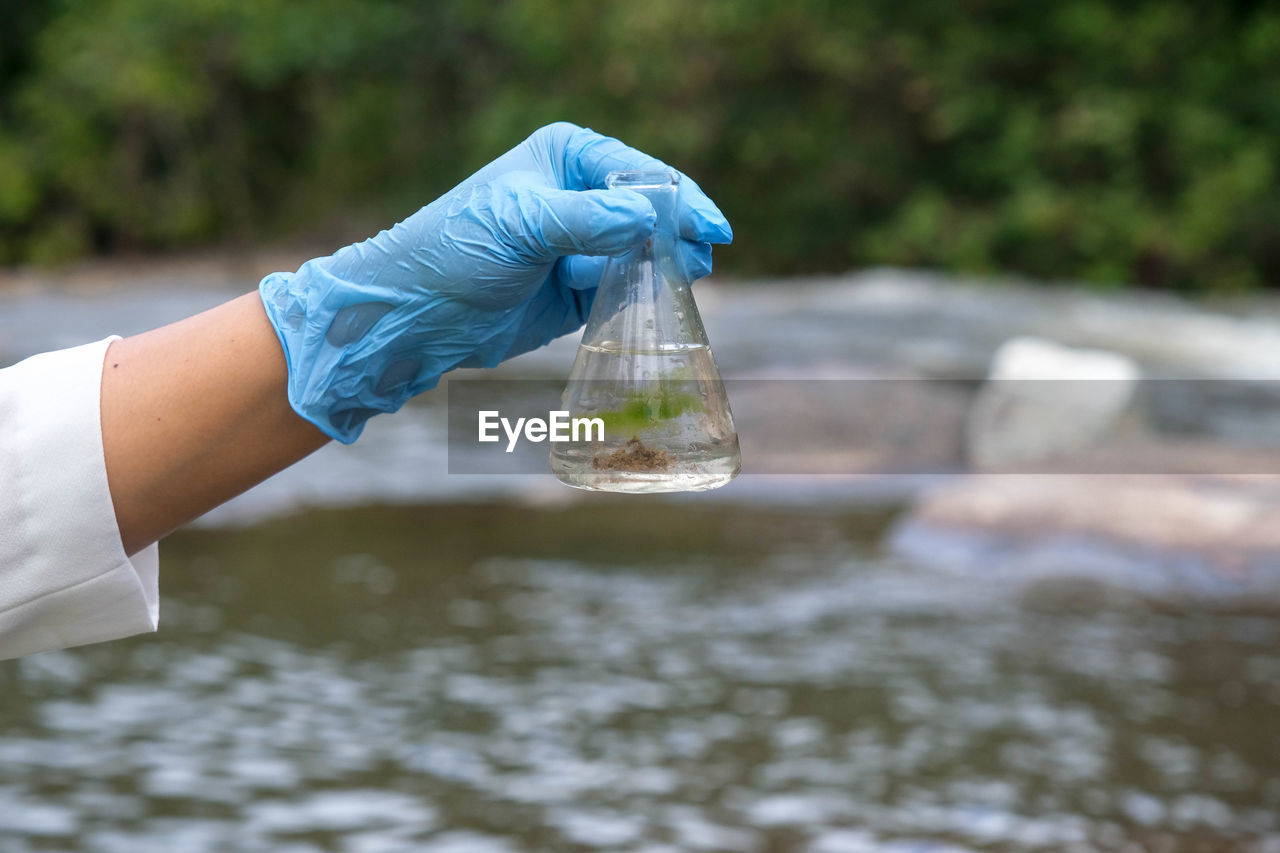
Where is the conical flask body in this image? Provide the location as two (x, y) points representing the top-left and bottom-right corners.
(550, 170), (741, 492)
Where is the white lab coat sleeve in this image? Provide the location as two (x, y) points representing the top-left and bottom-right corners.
(0, 337), (159, 660)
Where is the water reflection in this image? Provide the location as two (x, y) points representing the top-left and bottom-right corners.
(1, 502), (1277, 851)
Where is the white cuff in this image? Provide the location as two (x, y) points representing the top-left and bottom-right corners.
(0, 337), (159, 660)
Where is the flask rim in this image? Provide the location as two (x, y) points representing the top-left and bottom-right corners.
(605, 169), (679, 190)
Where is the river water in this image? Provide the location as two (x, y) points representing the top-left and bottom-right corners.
(2, 503), (1278, 851)
(2, 271), (1279, 850)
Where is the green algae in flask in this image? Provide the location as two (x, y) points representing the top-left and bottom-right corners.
(550, 169), (741, 493)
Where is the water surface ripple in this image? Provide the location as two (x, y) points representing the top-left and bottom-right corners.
(1, 503), (1277, 851)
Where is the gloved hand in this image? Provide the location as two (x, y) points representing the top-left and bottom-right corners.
(259, 121), (732, 443)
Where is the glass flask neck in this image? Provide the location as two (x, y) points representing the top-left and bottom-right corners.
(604, 169), (680, 241)
(578, 169), (707, 353)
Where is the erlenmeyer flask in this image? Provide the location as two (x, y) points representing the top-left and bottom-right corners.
(550, 169), (741, 492)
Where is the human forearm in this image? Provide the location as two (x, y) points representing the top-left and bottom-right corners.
(100, 292), (329, 555)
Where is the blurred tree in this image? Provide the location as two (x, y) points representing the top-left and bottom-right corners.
(0, 0), (1277, 292)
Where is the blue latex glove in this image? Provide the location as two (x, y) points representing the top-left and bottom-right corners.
(259, 122), (732, 443)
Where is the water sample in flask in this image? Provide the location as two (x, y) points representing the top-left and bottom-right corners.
(550, 169), (741, 493)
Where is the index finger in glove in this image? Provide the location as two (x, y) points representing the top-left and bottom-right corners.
(500, 183), (656, 260)
(543, 123), (734, 246)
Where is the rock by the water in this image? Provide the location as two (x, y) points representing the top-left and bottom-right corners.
(967, 337), (1141, 470)
(890, 474), (1280, 602)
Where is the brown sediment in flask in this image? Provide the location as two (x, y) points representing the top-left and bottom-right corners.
(591, 437), (673, 472)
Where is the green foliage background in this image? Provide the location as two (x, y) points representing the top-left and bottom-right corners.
(1, 0), (1278, 291)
